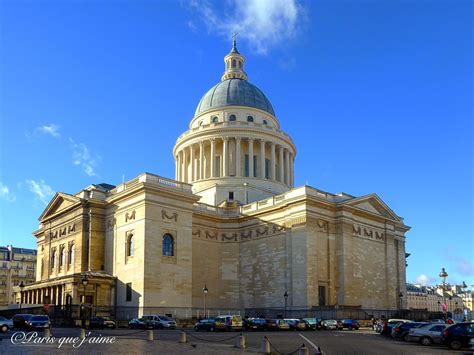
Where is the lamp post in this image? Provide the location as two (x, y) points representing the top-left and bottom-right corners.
(19, 281), (25, 310)
(81, 274), (89, 328)
(439, 267), (448, 321)
(461, 281), (468, 320)
(203, 284), (208, 319)
(284, 290), (288, 318)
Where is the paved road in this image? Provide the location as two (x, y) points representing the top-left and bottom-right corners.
(0, 327), (472, 354)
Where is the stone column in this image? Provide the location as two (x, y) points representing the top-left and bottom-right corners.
(290, 153), (295, 187)
(210, 138), (216, 178)
(189, 145), (195, 182)
(285, 149), (290, 185)
(279, 146), (284, 183)
(260, 140), (266, 178)
(248, 138), (254, 177)
(181, 150), (186, 183)
(222, 137), (229, 177)
(199, 141), (204, 180)
(235, 137), (241, 177)
(270, 142), (276, 181)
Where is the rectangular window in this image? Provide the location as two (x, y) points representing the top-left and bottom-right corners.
(253, 155), (257, 177)
(318, 286), (326, 306)
(126, 282), (132, 302)
(265, 159), (270, 179)
(228, 192), (234, 201)
(244, 155), (249, 177)
(215, 156), (221, 177)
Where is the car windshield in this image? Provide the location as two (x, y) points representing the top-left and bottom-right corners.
(102, 317), (111, 321)
(30, 316), (48, 321)
(160, 316), (172, 321)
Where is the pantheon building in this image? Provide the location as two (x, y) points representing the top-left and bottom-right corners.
(20, 41), (410, 315)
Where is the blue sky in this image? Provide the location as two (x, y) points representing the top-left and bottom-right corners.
(0, 0), (472, 288)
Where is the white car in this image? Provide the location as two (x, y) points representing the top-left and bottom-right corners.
(142, 315), (177, 329)
(0, 316), (13, 333)
(407, 323), (447, 346)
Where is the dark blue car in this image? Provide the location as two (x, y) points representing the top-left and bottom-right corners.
(341, 319), (360, 330)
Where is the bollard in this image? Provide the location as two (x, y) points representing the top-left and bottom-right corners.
(79, 328), (86, 339)
(179, 331), (187, 343)
(237, 333), (246, 349)
(316, 346), (326, 355)
(147, 329), (154, 341)
(44, 328), (51, 338)
(299, 343), (309, 355)
(261, 336), (270, 354)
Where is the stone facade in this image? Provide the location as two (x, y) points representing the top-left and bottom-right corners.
(19, 41), (410, 315)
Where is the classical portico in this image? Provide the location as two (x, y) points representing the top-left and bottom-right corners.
(173, 40), (296, 205)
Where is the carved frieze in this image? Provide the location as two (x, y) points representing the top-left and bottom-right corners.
(221, 233), (238, 242)
(161, 210), (178, 222)
(316, 219), (329, 232)
(49, 223), (76, 241)
(125, 210), (136, 222)
(353, 224), (385, 242)
(107, 218), (116, 231)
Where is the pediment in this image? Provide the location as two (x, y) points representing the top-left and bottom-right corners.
(39, 193), (82, 221)
(343, 194), (401, 221)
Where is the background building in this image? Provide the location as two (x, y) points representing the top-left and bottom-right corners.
(18, 42), (409, 317)
(0, 245), (37, 307)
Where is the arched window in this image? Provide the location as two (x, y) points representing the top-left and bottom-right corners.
(51, 250), (56, 269)
(198, 120), (203, 126)
(263, 119), (268, 125)
(229, 114), (236, 121)
(68, 244), (75, 266)
(162, 234), (174, 256)
(211, 116), (218, 123)
(247, 116), (254, 122)
(127, 233), (134, 257)
(238, 61), (242, 69)
(232, 59), (236, 68)
(60, 247), (65, 268)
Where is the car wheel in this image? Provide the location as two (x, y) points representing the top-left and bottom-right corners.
(449, 340), (462, 350)
(210, 326), (214, 332)
(403, 334), (410, 342)
(420, 337), (432, 346)
(158, 324), (164, 330)
(1, 325), (8, 333)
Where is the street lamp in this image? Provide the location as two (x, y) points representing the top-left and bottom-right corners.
(203, 284), (208, 319)
(439, 267), (448, 321)
(461, 281), (468, 320)
(284, 290), (288, 318)
(19, 281), (25, 310)
(81, 274), (89, 328)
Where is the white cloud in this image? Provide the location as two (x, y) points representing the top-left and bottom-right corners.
(0, 182), (16, 202)
(69, 138), (100, 177)
(186, 0), (303, 55)
(414, 274), (436, 286)
(38, 124), (60, 138)
(25, 179), (54, 205)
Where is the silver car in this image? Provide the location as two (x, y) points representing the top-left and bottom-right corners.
(407, 323), (448, 346)
(0, 316), (13, 333)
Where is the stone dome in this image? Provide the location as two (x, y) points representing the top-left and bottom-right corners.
(194, 78), (275, 117)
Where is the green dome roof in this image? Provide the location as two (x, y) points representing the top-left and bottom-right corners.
(195, 79), (275, 116)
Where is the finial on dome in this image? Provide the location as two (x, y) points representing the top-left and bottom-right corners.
(221, 33), (247, 81)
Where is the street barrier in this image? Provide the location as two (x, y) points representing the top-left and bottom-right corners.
(179, 330), (187, 343)
(147, 329), (154, 341)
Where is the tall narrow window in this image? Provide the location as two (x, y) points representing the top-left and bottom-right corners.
(127, 233), (134, 257)
(253, 155), (257, 177)
(69, 244), (74, 266)
(244, 154), (249, 177)
(60, 247), (65, 268)
(163, 234), (174, 256)
(265, 159), (270, 179)
(228, 191), (234, 201)
(126, 282), (132, 302)
(318, 286), (326, 306)
(232, 59), (236, 68)
(51, 250), (56, 269)
(215, 156), (221, 177)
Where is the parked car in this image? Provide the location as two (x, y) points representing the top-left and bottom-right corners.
(141, 315), (177, 329)
(380, 319), (411, 336)
(194, 318), (216, 332)
(442, 322), (474, 350)
(302, 318), (322, 331)
(265, 319), (290, 331)
(391, 322), (428, 341)
(214, 315), (243, 331)
(12, 314), (33, 329)
(341, 319), (360, 330)
(243, 318), (267, 331)
(322, 320), (343, 330)
(89, 316), (116, 329)
(0, 316), (13, 333)
(407, 323), (448, 346)
(25, 315), (51, 331)
(128, 318), (148, 329)
(283, 319), (307, 331)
